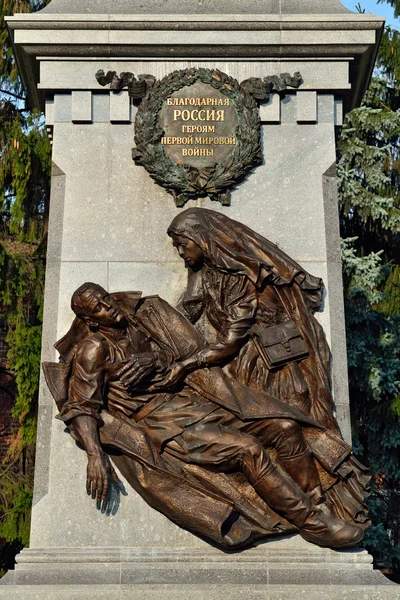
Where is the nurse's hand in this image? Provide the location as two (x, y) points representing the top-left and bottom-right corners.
(151, 362), (187, 390)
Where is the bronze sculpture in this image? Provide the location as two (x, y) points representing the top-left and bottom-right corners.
(167, 208), (337, 428)
(43, 275), (370, 550)
(165, 208), (371, 528)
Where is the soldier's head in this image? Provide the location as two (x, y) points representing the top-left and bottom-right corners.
(71, 283), (127, 329)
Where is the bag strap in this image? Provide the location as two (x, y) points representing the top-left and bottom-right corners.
(274, 285), (293, 322)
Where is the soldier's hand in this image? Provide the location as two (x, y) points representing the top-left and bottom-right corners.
(86, 451), (120, 502)
(116, 353), (157, 388)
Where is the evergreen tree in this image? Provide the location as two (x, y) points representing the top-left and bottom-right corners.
(0, 0), (51, 574)
(338, 3), (400, 577)
(379, 0), (400, 18)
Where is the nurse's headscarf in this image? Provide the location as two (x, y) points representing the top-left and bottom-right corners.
(168, 208), (323, 310)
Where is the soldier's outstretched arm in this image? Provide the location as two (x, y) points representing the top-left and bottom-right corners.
(57, 336), (120, 502)
(69, 414), (120, 502)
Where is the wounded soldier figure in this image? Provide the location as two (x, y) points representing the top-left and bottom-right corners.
(43, 282), (370, 550)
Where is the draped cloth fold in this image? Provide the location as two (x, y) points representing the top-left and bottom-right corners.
(168, 208), (336, 431)
(43, 293), (370, 549)
(167, 208), (371, 528)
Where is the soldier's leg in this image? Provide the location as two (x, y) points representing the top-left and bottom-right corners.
(240, 418), (323, 503)
(164, 422), (363, 549)
(165, 422), (276, 485)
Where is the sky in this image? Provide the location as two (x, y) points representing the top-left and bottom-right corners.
(341, 0), (400, 27)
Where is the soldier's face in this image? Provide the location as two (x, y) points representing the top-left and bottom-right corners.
(81, 286), (126, 327)
(171, 234), (204, 268)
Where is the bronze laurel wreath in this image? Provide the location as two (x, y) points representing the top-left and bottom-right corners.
(132, 68), (262, 207)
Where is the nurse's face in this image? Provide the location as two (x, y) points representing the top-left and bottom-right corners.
(171, 234), (204, 269)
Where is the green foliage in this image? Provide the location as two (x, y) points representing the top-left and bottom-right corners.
(343, 243), (400, 424)
(379, 265), (400, 316)
(377, 26), (400, 83)
(0, 481), (33, 547)
(339, 8), (400, 574)
(338, 77), (400, 258)
(0, 0), (51, 570)
(378, 0), (400, 18)
(0, 88), (51, 242)
(8, 321), (43, 446)
(341, 238), (387, 303)
(342, 240), (400, 571)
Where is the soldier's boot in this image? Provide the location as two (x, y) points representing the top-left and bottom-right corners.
(253, 464), (364, 549)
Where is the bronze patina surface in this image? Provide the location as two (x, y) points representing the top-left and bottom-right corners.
(95, 67), (302, 207)
(132, 68), (262, 207)
(159, 80), (239, 169)
(43, 214), (371, 551)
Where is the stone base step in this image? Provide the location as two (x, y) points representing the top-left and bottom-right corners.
(0, 583), (399, 600)
(0, 546), (396, 591)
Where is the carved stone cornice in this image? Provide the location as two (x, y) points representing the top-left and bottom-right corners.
(22, 0), (356, 15)
(6, 9), (384, 112)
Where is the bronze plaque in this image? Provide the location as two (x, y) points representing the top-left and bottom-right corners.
(159, 80), (238, 169)
(132, 68), (262, 206)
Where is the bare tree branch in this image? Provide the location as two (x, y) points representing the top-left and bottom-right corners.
(0, 89), (25, 102)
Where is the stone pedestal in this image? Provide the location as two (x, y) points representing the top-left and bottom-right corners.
(1, 543), (398, 599)
(3, 1), (398, 597)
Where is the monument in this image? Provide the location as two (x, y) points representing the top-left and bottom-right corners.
(2, 0), (398, 598)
